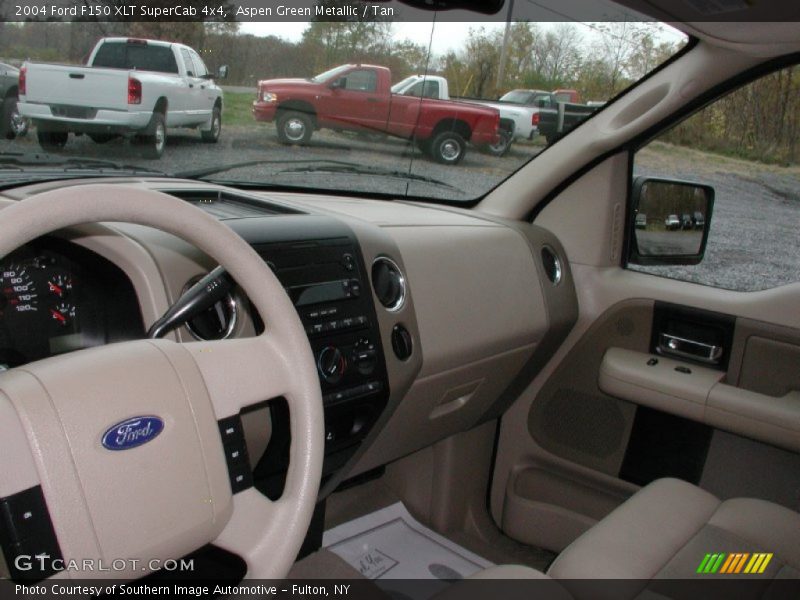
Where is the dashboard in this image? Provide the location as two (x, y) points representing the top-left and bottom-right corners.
(0, 237), (144, 370)
(0, 179), (578, 498)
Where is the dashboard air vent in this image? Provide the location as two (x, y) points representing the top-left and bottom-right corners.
(371, 257), (406, 312)
(541, 246), (562, 285)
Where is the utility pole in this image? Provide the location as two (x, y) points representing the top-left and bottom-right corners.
(495, 0), (515, 91)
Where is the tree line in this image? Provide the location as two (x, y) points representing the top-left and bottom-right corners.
(0, 19), (683, 98)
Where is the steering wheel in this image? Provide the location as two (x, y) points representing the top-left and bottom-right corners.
(0, 184), (324, 579)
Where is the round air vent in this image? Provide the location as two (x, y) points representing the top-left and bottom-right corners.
(541, 246), (562, 285)
(371, 257), (406, 312)
(183, 277), (238, 340)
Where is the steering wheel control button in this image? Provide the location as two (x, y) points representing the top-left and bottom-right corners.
(217, 416), (253, 494)
(0, 487), (49, 543)
(0, 486), (63, 582)
(224, 445), (247, 466)
(228, 464), (253, 494)
(218, 416), (245, 446)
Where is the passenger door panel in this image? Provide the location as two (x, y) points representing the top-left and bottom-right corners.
(493, 285), (800, 553)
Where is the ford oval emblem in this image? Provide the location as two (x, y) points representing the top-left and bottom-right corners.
(101, 416), (164, 451)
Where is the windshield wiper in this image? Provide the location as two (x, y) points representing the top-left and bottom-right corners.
(176, 158), (366, 179)
(0, 152), (166, 174)
(277, 163), (459, 191)
(175, 158), (458, 192)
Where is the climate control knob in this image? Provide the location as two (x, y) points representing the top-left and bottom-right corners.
(317, 346), (346, 384)
(353, 338), (377, 375)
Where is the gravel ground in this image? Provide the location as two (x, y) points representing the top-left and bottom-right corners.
(2, 128), (798, 292)
(0, 123), (541, 202)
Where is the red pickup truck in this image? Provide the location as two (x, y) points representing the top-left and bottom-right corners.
(252, 64), (500, 165)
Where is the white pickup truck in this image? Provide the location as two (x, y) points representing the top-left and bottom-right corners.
(391, 74), (538, 156)
(18, 37), (228, 158)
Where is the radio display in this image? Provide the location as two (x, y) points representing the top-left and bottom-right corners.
(290, 280), (355, 307)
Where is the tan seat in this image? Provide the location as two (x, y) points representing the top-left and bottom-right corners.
(546, 478), (800, 597)
(466, 478), (800, 598)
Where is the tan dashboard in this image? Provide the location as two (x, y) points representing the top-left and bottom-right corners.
(0, 178), (579, 494)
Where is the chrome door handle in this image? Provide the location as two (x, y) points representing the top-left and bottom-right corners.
(657, 333), (723, 364)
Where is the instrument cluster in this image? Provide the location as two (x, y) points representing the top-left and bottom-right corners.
(0, 238), (145, 369)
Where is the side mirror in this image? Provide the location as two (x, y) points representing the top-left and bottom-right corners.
(628, 176), (714, 266)
(217, 65), (229, 80)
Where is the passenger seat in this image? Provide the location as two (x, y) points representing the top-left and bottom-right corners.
(463, 478), (800, 598)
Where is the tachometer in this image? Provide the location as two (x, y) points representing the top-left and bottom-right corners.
(0, 265), (39, 319)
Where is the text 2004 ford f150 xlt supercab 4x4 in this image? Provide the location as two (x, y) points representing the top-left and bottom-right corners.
(18, 37), (228, 158)
(252, 64), (500, 165)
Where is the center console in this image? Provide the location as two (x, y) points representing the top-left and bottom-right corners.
(227, 216), (390, 496)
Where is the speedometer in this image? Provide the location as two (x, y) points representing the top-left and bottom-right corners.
(0, 265), (39, 320)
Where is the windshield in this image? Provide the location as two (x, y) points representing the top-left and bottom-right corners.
(0, 4), (687, 203)
(391, 76), (418, 93)
(500, 90), (547, 105)
(310, 64), (353, 83)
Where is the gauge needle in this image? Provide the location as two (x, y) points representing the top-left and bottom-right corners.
(49, 282), (63, 296)
(50, 309), (66, 324)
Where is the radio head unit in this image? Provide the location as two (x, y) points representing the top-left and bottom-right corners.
(229, 216), (390, 486)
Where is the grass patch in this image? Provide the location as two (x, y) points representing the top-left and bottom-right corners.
(223, 91), (257, 127)
(642, 141), (800, 178)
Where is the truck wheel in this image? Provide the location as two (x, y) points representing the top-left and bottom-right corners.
(429, 131), (466, 165)
(201, 106), (221, 143)
(482, 130), (512, 157)
(277, 111), (313, 145)
(139, 113), (166, 159)
(2, 97), (29, 140)
(37, 130), (68, 151)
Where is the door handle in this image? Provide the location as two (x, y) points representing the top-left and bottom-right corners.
(657, 333), (723, 364)
(366, 98), (379, 103)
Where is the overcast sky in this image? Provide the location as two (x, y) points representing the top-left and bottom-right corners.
(239, 22), (484, 56)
